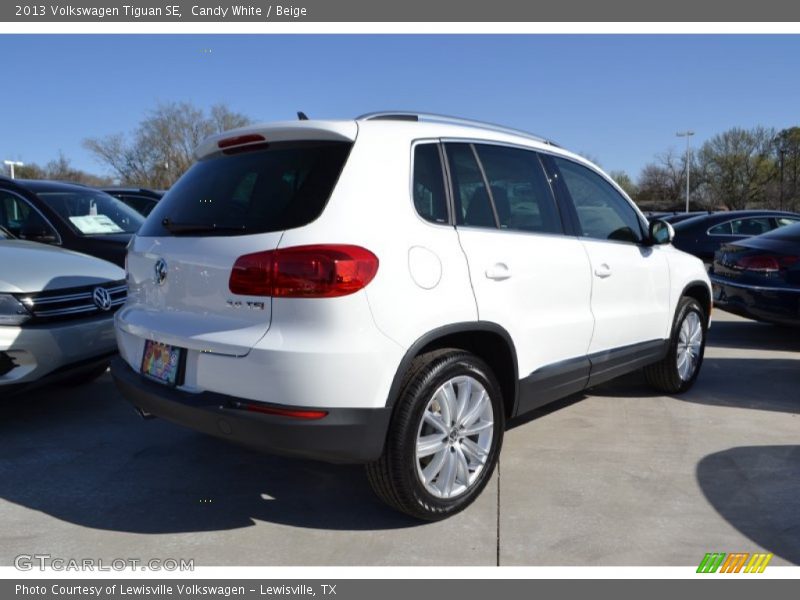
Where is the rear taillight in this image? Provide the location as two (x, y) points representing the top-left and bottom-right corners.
(229, 244), (379, 298)
(734, 254), (799, 272)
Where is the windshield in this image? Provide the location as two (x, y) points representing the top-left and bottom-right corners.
(140, 141), (352, 237)
(0, 226), (12, 240)
(37, 190), (144, 235)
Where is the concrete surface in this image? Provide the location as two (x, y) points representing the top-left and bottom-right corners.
(0, 311), (797, 566)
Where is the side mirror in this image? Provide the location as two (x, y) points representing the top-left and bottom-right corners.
(20, 227), (59, 245)
(648, 219), (675, 245)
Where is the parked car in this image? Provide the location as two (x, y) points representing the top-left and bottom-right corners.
(644, 210), (712, 225)
(0, 226), (126, 394)
(110, 112), (711, 520)
(657, 211), (714, 225)
(0, 178), (144, 267)
(710, 222), (800, 326)
(671, 210), (800, 263)
(102, 187), (165, 217)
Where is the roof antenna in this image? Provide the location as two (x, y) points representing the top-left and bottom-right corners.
(297, 111), (309, 121)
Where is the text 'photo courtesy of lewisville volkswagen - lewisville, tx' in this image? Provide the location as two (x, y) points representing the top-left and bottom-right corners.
(0, 27), (799, 588)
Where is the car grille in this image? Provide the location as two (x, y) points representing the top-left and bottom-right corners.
(15, 280), (127, 323)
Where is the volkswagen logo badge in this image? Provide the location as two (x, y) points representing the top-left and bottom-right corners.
(93, 287), (112, 311)
(154, 258), (168, 285)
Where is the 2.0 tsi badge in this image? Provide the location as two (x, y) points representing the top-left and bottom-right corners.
(154, 258), (168, 285)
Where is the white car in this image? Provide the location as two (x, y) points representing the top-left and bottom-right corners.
(111, 112), (711, 520)
(0, 227), (126, 393)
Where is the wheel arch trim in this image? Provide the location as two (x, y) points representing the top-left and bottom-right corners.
(385, 322), (520, 415)
(680, 279), (713, 319)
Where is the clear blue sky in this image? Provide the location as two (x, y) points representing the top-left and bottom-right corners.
(2, 34), (799, 180)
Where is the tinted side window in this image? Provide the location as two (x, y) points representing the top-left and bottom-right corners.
(475, 145), (561, 234)
(412, 144), (448, 224)
(445, 143), (495, 228)
(554, 157), (644, 243)
(776, 217), (800, 228)
(120, 194), (158, 216)
(0, 191), (58, 240)
(731, 217), (770, 236)
(708, 221), (732, 235)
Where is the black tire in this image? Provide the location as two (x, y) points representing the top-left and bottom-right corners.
(366, 349), (504, 521)
(644, 297), (707, 394)
(63, 363), (109, 386)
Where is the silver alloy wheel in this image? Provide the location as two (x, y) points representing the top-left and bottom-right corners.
(415, 375), (494, 499)
(676, 311), (703, 381)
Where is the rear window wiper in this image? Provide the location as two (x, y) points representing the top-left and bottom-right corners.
(161, 218), (247, 234)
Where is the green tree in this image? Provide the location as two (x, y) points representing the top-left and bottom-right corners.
(697, 127), (777, 210)
(608, 170), (638, 199)
(774, 126), (800, 211)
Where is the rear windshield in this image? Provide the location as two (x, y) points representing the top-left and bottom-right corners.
(37, 190), (144, 235)
(140, 141), (352, 237)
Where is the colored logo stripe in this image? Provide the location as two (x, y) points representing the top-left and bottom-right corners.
(697, 552), (773, 573)
(744, 553), (773, 573)
(697, 553), (726, 573)
(720, 553), (749, 573)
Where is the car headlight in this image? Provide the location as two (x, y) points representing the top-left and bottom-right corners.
(0, 294), (31, 326)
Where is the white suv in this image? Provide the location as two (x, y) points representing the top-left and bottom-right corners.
(111, 112), (711, 520)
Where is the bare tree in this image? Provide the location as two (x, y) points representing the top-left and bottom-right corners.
(84, 101), (252, 188)
(14, 151), (111, 186)
(636, 149), (703, 210)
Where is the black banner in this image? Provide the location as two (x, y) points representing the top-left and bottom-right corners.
(3, 0), (800, 22)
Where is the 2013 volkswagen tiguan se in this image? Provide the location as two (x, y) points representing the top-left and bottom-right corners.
(111, 112), (712, 520)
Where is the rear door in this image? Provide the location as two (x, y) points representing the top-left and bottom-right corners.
(549, 156), (671, 365)
(445, 142), (594, 412)
(122, 133), (354, 356)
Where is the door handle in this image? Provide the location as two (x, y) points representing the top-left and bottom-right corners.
(594, 263), (612, 278)
(485, 263), (512, 281)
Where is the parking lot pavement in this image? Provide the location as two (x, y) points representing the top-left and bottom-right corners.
(501, 310), (800, 566)
(1, 311), (797, 567)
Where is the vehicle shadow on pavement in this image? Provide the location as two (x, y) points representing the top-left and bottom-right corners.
(588, 357), (800, 414)
(696, 445), (800, 565)
(706, 318), (800, 353)
(0, 376), (418, 534)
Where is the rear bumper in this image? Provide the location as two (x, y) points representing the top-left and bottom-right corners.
(711, 276), (800, 326)
(110, 357), (391, 464)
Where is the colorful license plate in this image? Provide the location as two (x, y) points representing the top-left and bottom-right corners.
(141, 340), (185, 386)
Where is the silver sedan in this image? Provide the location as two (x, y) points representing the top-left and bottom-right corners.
(0, 227), (125, 394)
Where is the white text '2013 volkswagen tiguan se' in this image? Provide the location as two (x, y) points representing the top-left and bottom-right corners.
(111, 112), (711, 520)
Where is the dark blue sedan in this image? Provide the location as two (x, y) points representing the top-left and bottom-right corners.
(711, 222), (800, 326)
(672, 210), (800, 263)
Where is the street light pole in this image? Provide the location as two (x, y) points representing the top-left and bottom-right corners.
(3, 160), (23, 179)
(676, 131), (694, 212)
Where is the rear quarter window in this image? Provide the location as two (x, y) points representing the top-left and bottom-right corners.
(140, 141), (352, 237)
(412, 143), (449, 224)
